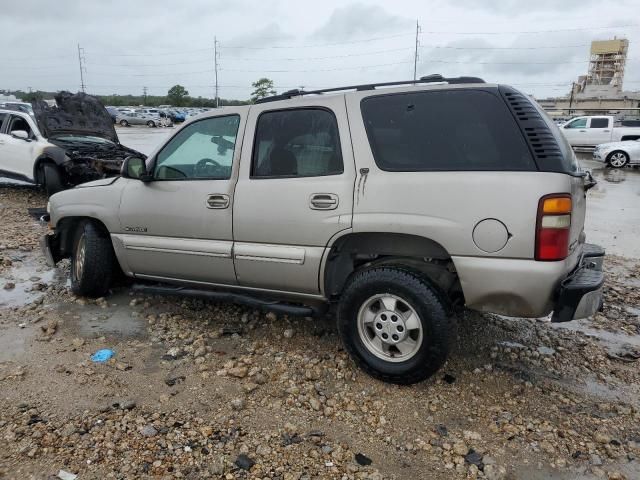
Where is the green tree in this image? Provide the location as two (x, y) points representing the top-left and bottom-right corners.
(167, 84), (189, 106)
(250, 78), (276, 103)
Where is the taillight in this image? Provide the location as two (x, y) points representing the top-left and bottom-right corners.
(535, 194), (572, 261)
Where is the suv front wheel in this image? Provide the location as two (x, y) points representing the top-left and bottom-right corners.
(70, 221), (116, 297)
(337, 267), (449, 384)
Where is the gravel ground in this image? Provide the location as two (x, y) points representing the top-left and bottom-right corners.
(1, 185), (640, 480)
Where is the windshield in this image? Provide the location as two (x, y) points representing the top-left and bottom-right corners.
(50, 134), (115, 145)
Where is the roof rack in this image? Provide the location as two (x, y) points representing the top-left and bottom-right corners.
(255, 74), (485, 104)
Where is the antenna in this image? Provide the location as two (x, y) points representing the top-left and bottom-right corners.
(77, 43), (87, 92)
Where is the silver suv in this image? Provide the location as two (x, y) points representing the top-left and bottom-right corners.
(42, 75), (604, 384)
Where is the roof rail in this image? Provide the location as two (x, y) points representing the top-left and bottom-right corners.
(254, 74), (485, 104)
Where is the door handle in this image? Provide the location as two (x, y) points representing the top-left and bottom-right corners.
(603, 130), (610, 132)
(206, 194), (229, 209)
(579, 130), (587, 132)
(310, 193), (338, 210)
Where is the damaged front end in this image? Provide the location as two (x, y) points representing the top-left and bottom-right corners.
(32, 91), (146, 186)
(56, 141), (144, 185)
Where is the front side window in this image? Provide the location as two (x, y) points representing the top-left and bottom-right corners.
(8, 115), (33, 137)
(361, 90), (535, 172)
(589, 118), (609, 128)
(565, 118), (587, 129)
(0, 113), (7, 132)
(252, 108), (343, 178)
(154, 115), (240, 180)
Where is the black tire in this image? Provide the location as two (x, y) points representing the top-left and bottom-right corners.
(337, 267), (449, 385)
(120, 120), (129, 127)
(70, 221), (116, 297)
(147, 120), (155, 128)
(607, 150), (629, 168)
(41, 163), (64, 196)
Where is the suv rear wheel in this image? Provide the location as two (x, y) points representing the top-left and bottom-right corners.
(337, 267), (449, 384)
(70, 221), (116, 297)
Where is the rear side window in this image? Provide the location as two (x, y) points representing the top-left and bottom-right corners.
(589, 118), (609, 128)
(0, 113), (6, 131)
(252, 108), (343, 178)
(361, 90), (535, 172)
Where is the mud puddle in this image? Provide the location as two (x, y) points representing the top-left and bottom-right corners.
(0, 251), (65, 308)
(56, 290), (147, 340)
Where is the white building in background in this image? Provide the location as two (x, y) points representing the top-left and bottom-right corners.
(537, 38), (640, 118)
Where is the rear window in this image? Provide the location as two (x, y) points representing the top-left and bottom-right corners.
(360, 89), (535, 172)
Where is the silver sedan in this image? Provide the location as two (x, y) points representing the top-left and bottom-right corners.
(593, 139), (640, 168)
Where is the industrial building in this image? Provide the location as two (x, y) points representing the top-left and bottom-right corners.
(537, 38), (640, 119)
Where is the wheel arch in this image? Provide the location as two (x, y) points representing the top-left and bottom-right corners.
(55, 216), (112, 258)
(33, 150), (65, 185)
(322, 231), (461, 304)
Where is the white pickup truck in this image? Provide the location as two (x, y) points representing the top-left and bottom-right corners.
(560, 116), (640, 149)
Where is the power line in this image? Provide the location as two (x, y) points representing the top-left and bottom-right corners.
(420, 24), (639, 35)
(221, 32), (414, 49)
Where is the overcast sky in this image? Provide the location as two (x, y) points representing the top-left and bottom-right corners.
(2, 0), (639, 100)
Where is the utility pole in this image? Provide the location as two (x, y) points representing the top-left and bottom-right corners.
(214, 36), (220, 108)
(413, 20), (421, 81)
(77, 43), (86, 93)
(143, 86), (148, 105)
(568, 82), (576, 116)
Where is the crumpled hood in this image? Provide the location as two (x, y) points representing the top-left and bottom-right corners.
(32, 91), (118, 143)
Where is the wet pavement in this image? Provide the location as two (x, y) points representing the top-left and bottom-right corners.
(579, 155), (640, 258)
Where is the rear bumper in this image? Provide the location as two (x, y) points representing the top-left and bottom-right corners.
(453, 243), (604, 319)
(551, 243), (605, 323)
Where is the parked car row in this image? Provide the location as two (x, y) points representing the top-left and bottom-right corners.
(104, 106), (213, 127)
(558, 115), (640, 168)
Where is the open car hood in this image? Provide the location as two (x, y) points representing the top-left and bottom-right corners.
(32, 91), (118, 143)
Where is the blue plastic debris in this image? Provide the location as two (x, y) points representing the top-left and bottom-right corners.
(91, 349), (115, 363)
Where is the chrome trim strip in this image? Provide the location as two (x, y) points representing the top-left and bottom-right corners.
(125, 245), (231, 258)
(234, 254), (303, 264)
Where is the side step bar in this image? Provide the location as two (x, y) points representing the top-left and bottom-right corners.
(130, 284), (322, 317)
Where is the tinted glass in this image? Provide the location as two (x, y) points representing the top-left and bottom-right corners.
(0, 113), (6, 131)
(8, 115), (32, 135)
(565, 118), (587, 129)
(590, 118), (609, 128)
(252, 108), (343, 178)
(361, 90), (535, 172)
(155, 115), (240, 180)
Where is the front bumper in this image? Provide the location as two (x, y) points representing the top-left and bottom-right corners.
(592, 150), (606, 161)
(40, 233), (61, 268)
(551, 244), (605, 323)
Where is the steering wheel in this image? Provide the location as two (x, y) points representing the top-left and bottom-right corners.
(194, 158), (222, 177)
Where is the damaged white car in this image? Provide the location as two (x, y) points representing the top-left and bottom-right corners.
(0, 92), (145, 195)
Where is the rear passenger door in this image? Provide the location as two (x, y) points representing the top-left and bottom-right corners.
(233, 96), (355, 294)
(587, 117), (612, 145)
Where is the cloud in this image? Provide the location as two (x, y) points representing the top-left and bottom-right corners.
(311, 3), (413, 41)
(448, 0), (601, 14)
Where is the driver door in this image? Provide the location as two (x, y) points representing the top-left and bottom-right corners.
(0, 114), (37, 179)
(562, 117), (588, 146)
(116, 112), (245, 285)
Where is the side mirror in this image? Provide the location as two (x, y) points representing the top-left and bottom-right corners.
(121, 156), (152, 182)
(11, 130), (30, 140)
